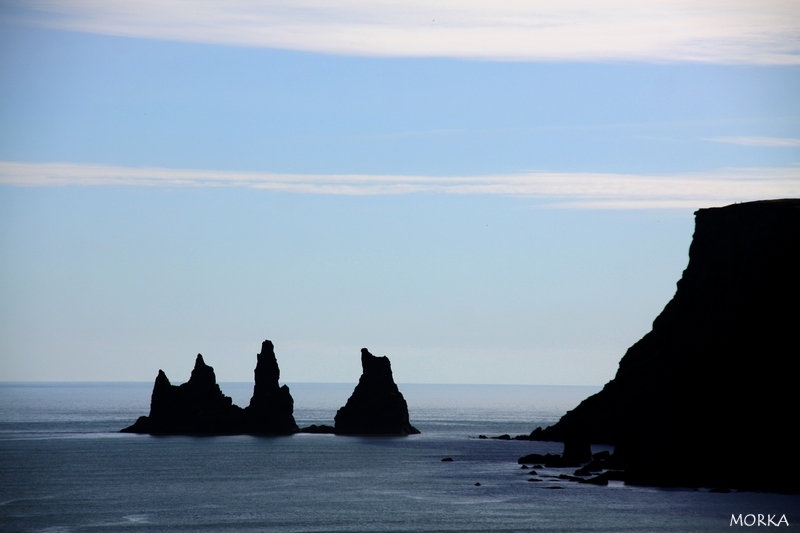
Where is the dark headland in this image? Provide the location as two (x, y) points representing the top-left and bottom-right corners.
(121, 342), (419, 436)
(523, 199), (800, 492)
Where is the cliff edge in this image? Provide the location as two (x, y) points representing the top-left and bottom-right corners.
(532, 199), (800, 492)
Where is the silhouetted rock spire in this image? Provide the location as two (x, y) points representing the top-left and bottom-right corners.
(334, 348), (420, 435)
(244, 340), (298, 434)
(122, 340), (297, 435)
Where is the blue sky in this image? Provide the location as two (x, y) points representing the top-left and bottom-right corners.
(1, 1), (799, 384)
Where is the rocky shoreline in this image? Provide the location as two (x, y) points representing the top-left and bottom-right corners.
(513, 199), (800, 493)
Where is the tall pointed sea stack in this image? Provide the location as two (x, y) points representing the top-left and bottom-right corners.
(244, 340), (299, 434)
(334, 348), (420, 435)
(121, 339), (297, 435)
(529, 199), (800, 492)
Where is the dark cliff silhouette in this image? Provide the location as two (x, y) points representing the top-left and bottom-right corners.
(334, 348), (420, 435)
(528, 199), (800, 492)
(121, 340), (298, 435)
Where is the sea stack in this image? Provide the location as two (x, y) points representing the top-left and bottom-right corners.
(121, 354), (244, 434)
(121, 340), (297, 435)
(244, 340), (299, 434)
(334, 348), (420, 435)
(529, 199), (800, 492)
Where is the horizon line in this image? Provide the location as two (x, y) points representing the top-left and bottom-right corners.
(0, 380), (604, 387)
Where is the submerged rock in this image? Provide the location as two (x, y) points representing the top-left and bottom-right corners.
(528, 199), (800, 492)
(334, 348), (420, 435)
(121, 340), (297, 435)
(299, 424), (336, 434)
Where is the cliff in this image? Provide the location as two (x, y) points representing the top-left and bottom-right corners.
(121, 340), (297, 435)
(334, 349), (420, 435)
(531, 199), (800, 491)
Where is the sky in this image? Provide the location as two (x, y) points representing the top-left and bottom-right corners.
(0, 1), (799, 385)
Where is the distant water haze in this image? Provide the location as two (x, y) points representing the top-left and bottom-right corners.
(0, 382), (598, 436)
(227, 382), (602, 427)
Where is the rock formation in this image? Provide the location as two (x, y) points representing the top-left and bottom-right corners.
(121, 340), (298, 435)
(243, 340), (299, 434)
(120, 354), (244, 434)
(334, 348), (420, 435)
(528, 199), (800, 492)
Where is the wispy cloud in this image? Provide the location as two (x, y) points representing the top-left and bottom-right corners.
(7, 0), (800, 64)
(2, 161), (798, 209)
(706, 136), (800, 147)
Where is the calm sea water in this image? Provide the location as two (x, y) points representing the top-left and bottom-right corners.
(1, 383), (797, 532)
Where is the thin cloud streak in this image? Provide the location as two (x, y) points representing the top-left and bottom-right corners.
(706, 136), (800, 147)
(9, 0), (800, 64)
(2, 161), (798, 209)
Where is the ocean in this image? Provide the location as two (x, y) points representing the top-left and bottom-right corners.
(1, 382), (797, 532)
